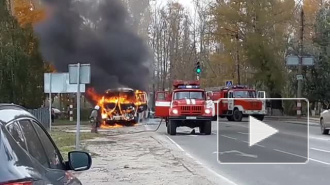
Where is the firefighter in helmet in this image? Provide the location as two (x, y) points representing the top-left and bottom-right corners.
(90, 105), (100, 133)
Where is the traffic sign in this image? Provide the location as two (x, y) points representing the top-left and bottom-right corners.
(69, 64), (91, 84)
(286, 56), (315, 66)
(297, 75), (303, 80)
(44, 73), (85, 93)
(225, 81), (233, 87)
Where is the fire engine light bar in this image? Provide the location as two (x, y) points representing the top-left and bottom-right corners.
(178, 85), (200, 89)
(231, 85), (248, 89)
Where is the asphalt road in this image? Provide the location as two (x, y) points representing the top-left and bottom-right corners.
(145, 117), (330, 185)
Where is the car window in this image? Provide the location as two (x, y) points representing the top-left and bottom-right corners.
(31, 120), (64, 170)
(157, 92), (165, 100)
(18, 119), (50, 168)
(6, 121), (27, 151)
(190, 92), (204, 99)
(233, 91), (256, 98)
(174, 92), (204, 100)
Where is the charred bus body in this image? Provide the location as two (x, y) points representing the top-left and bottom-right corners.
(100, 88), (148, 126)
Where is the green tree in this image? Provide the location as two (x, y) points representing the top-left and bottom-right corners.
(304, 7), (330, 108)
(211, 0), (295, 94)
(0, 0), (45, 108)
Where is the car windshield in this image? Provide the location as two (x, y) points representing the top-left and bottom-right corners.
(174, 91), (204, 100)
(233, 91), (256, 98)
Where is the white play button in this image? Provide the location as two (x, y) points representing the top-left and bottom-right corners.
(249, 116), (279, 147)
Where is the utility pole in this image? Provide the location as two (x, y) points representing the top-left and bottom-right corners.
(297, 8), (304, 118)
(236, 33), (241, 85)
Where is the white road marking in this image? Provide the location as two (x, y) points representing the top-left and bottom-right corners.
(256, 144), (266, 148)
(166, 136), (238, 185)
(196, 161), (203, 165)
(206, 168), (239, 185)
(310, 147), (330, 153)
(309, 136), (330, 141)
(219, 150), (258, 158)
(223, 122), (248, 128)
(309, 158), (330, 165)
(240, 140), (265, 148)
(186, 153), (193, 158)
(166, 136), (184, 152)
(237, 132), (248, 135)
(221, 135), (238, 140)
(273, 149), (307, 159)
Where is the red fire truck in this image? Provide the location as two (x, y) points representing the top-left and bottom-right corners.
(207, 85), (266, 122)
(155, 80), (213, 135)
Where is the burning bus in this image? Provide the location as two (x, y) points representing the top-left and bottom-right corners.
(88, 88), (148, 126)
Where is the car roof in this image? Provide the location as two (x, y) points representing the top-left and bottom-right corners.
(105, 87), (134, 93)
(0, 104), (36, 125)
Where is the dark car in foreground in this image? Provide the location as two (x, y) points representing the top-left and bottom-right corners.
(0, 104), (92, 185)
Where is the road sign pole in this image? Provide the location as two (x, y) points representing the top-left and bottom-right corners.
(297, 9), (304, 119)
(75, 63), (81, 150)
(49, 74), (52, 132)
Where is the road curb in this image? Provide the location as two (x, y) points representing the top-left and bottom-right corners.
(266, 116), (319, 121)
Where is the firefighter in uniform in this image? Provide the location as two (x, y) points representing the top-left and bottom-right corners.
(90, 105), (100, 133)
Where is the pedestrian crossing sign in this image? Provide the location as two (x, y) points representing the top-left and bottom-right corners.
(225, 81), (233, 87)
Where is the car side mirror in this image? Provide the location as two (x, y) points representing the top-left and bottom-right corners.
(68, 151), (92, 171)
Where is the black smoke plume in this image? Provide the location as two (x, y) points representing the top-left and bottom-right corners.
(35, 0), (151, 94)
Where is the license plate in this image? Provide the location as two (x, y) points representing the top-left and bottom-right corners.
(186, 116), (197, 120)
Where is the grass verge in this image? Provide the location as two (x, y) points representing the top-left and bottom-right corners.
(52, 119), (90, 126)
(50, 126), (103, 160)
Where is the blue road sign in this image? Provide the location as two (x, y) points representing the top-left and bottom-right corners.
(226, 81), (233, 87)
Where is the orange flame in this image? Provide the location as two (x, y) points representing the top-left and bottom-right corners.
(99, 121), (123, 129)
(87, 88), (148, 128)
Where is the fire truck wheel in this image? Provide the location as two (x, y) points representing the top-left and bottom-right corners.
(227, 116), (234, 121)
(233, 109), (243, 122)
(168, 120), (177, 135)
(203, 121), (212, 135)
(199, 125), (205, 134)
(255, 115), (264, 121)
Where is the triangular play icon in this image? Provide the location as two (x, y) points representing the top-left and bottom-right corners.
(249, 116), (278, 147)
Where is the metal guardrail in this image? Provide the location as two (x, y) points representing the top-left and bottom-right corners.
(27, 107), (50, 130)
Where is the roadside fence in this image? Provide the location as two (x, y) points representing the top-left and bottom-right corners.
(27, 107), (50, 130)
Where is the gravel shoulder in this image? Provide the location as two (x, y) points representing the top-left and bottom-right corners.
(75, 126), (230, 185)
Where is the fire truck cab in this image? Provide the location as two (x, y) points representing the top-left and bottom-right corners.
(155, 80), (213, 135)
(209, 85), (266, 122)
